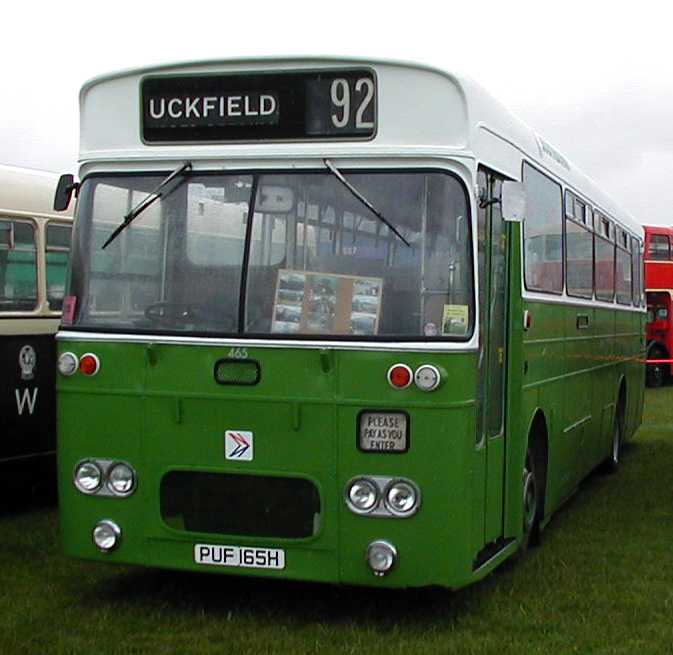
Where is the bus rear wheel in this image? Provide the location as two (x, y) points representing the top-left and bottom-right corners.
(646, 360), (666, 387)
(521, 448), (540, 550)
(603, 415), (622, 474)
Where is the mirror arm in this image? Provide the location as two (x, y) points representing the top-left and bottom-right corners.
(478, 198), (500, 209)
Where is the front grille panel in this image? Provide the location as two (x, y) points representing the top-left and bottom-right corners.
(160, 471), (320, 539)
(214, 359), (261, 385)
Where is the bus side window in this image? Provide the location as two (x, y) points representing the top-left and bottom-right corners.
(46, 223), (72, 311)
(522, 163), (563, 294)
(0, 219), (38, 311)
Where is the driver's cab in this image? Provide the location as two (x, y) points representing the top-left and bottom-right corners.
(646, 292), (670, 341)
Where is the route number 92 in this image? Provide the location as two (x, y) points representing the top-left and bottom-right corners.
(329, 77), (375, 132)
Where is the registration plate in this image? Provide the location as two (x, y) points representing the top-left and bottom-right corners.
(194, 544), (285, 570)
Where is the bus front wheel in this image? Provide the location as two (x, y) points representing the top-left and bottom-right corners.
(646, 359), (667, 388)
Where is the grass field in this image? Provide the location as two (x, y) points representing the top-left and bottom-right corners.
(2, 388), (673, 655)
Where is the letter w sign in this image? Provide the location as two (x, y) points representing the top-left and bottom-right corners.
(15, 388), (38, 415)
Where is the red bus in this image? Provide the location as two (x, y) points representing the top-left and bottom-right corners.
(644, 225), (673, 386)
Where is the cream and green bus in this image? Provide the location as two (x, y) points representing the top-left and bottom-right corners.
(1, 165), (73, 489)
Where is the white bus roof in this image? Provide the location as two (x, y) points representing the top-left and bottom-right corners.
(78, 57), (640, 237)
(0, 164), (73, 220)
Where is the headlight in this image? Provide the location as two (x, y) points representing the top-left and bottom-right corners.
(92, 520), (121, 552)
(107, 462), (136, 496)
(74, 461), (102, 494)
(384, 479), (420, 517)
(366, 540), (397, 576)
(346, 477), (379, 514)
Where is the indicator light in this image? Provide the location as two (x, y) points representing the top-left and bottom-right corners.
(387, 364), (412, 389)
(414, 364), (442, 392)
(58, 352), (78, 376)
(79, 353), (100, 376)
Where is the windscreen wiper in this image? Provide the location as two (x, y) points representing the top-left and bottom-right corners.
(323, 159), (410, 247)
(102, 162), (192, 250)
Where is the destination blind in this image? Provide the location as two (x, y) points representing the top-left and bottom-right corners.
(141, 70), (376, 143)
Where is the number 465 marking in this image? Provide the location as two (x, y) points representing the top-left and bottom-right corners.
(228, 347), (248, 359)
(330, 78), (374, 130)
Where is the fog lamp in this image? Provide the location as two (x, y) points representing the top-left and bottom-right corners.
(346, 477), (379, 514)
(74, 460), (102, 494)
(366, 540), (397, 576)
(107, 462), (136, 496)
(92, 520), (121, 552)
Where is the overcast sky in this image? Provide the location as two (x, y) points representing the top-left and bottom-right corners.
(3, 1), (671, 225)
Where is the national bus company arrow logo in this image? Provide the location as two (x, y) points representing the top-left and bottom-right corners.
(224, 430), (254, 461)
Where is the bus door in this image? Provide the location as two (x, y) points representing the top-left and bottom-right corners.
(477, 168), (508, 545)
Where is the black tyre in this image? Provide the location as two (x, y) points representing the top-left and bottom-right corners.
(603, 414), (622, 474)
(646, 360), (666, 388)
(521, 447), (541, 550)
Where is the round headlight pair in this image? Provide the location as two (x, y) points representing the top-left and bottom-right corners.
(345, 477), (420, 517)
(74, 460), (136, 496)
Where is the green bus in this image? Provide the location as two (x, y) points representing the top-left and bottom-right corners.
(54, 59), (645, 589)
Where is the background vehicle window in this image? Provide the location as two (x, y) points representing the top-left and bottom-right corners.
(523, 164), (563, 293)
(648, 234), (670, 260)
(0, 219), (37, 311)
(46, 223), (72, 310)
(186, 181), (251, 266)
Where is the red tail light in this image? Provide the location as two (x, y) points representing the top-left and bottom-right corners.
(79, 353), (100, 376)
(387, 364), (412, 389)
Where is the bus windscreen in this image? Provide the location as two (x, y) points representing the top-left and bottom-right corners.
(69, 170), (473, 340)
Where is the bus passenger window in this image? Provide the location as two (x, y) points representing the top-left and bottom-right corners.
(0, 219), (37, 311)
(522, 164), (563, 294)
(616, 245), (632, 305)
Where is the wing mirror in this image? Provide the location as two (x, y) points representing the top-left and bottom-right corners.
(54, 174), (79, 211)
(501, 182), (526, 222)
